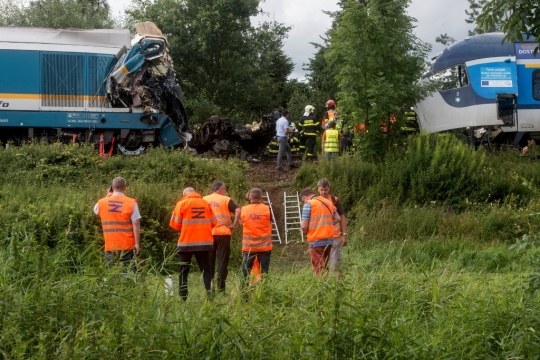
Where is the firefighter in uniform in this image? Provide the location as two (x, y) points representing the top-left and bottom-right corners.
(240, 188), (273, 286)
(170, 187), (217, 300)
(298, 105), (320, 160)
(288, 123), (301, 154)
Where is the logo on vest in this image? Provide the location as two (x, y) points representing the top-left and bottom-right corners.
(249, 214), (262, 220)
(108, 200), (123, 213)
(191, 207), (205, 219)
(209, 201), (220, 207)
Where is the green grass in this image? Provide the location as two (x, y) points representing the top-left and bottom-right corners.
(0, 141), (539, 358)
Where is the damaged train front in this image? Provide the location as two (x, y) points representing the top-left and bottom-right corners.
(106, 22), (190, 155)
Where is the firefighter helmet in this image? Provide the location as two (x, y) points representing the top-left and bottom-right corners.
(304, 105), (315, 113)
(325, 100), (336, 108)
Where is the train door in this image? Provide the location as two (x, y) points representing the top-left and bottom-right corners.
(496, 94), (517, 127)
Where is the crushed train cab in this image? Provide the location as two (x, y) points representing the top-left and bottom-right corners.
(0, 22), (189, 154)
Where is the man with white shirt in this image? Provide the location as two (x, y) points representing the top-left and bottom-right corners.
(275, 109), (296, 172)
(94, 177), (141, 271)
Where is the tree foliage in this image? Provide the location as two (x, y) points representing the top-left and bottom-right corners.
(465, 0), (501, 36)
(478, 0), (540, 51)
(0, 0), (116, 29)
(326, 0), (431, 160)
(128, 0), (294, 124)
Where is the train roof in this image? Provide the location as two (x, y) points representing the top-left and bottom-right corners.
(0, 27), (131, 49)
(425, 32), (537, 77)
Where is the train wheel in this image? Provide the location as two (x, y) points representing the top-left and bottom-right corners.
(117, 143), (145, 155)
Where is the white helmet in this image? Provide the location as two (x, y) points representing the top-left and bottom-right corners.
(290, 122), (296, 130)
(304, 105), (315, 113)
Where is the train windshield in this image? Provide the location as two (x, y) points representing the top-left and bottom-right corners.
(430, 64), (469, 92)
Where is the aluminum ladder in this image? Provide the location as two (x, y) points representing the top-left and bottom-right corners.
(262, 191), (282, 244)
(283, 192), (304, 243)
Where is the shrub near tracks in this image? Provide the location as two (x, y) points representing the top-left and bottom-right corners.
(0, 142), (249, 263)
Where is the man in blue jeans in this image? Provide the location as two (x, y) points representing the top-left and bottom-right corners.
(275, 109), (296, 172)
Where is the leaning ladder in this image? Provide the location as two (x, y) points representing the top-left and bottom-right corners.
(283, 192), (305, 243)
(262, 191), (282, 244)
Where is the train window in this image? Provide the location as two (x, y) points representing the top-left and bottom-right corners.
(430, 64), (469, 91)
(533, 70), (540, 101)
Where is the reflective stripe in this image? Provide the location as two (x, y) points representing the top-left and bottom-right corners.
(308, 221), (334, 230)
(242, 240), (272, 248)
(171, 215), (182, 223)
(182, 218), (215, 225)
(179, 241), (214, 247)
(103, 228), (134, 233)
(102, 221), (132, 225)
(243, 235), (272, 241)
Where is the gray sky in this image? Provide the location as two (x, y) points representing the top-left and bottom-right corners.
(111, 0), (475, 79)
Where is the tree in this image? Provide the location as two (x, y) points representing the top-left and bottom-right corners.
(327, 0), (431, 160)
(435, 33), (456, 46)
(477, 0), (540, 51)
(304, 4), (343, 120)
(465, 0), (501, 36)
(128, 0), (293, 124)
(0, 0), (116, 29)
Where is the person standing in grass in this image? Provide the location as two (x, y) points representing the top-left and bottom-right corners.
(321, 121), (342, 160)
(94, 177), (141, 272)
(300, 188), (341, 276)
(170, 187), (217, 301)
(240, 188), (272, 285)
(203, 180), (241, 294)
(317, 178), (348, 277)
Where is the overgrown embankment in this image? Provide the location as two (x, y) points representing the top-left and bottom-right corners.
(1, 137), (540, 358)
(0, 143), (249, 263)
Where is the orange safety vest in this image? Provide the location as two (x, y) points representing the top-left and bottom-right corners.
(322, 109), (336, 128)
(305, 196), (335, 243)
(170, 192), (217, 251)
(324, 129), (340, 153)
(241, 203), (272, 252)
(203, 193), (233, 236)
(98, 195), (137, 251)
(331, 195), (341, 237)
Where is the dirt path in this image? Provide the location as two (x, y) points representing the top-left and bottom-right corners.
(245, 158), (310, 270)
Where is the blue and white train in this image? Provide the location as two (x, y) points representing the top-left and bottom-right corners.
(415, 32), (540, 146)
(0, 22), (188, 154)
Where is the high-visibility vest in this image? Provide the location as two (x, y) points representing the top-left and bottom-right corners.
(322, 110), (336, 129)
(203, 193), (233, 236)
(324, 129), (340, 153)
(305, 196), (335, 243)
(98, 195), (137, 251)
(299, 115), (320, 136)
(241, 203), (272, 252)
(170, 192), (217, 251)
(330, 195), (341, 237)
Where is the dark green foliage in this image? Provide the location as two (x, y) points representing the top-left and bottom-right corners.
(128, 0), (294, 124)
(326, 0), (432, 160)
(0, 143), (249, 264)
(0, 0), (116, 28)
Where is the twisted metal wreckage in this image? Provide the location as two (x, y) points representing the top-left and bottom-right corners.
(106, 22), (279, 160)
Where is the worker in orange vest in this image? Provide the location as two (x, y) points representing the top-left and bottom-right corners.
(317, 178), (348, 277)
(94, 177), (141, 272)
(322, 99), (337, 130)
(300, 187), (340, 276)
(170, 187), (217, 300)
(240, 188), (272, 285)
(203, 180), (241, 294)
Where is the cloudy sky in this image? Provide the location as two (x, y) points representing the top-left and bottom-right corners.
(110, 0), (475, 79)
